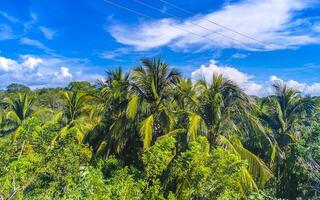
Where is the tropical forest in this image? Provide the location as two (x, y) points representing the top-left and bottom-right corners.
(0, 58), (319, 200)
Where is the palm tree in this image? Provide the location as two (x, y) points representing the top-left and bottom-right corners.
(261, 83), (314, 148)
(0, 93), (53, 140)
(62, 91), (91, 125)
(127, 58), (181, 149)
(1, 94), (44, 134)
(174, 78), (199, 112)
(170, 75), (273, 190)
(259, 82), (315, 198)
(54, 91), (92, 143)
(0, 108), (17, 136)
(196, 75), (251, 140)
(86, 67), (141, 162)
(3, 93), (35, 125)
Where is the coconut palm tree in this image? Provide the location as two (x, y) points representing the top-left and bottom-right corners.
(196, 75), (251, 140)
(3, 93), (35, 125)
(170, 75), (273, 190)
(53, 91), (93, 143)
(260, 83), (314, 148)
(1, 94), (41, 134)
(259, 82), (315, 198)
(127, 58), (181, 149)
(62, 91), (91, 125)
(86, 67), (141, 162)
(0, 93), (53, 138)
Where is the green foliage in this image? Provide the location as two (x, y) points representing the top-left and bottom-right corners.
(67, 81), (96, 94)
(36, 88), (64, 111)
(105, 167), (145, 200)
(6, 83), (31, 93)
(0, 58), (319, 199)
(167, 136), (246, 199)
(142, 136), (176, 180)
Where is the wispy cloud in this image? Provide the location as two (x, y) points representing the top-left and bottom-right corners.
(0, 11), (19, 23)
(23, 12), (38, 32)
(232, 53), (248, 59)
(20, 37), (52, 52)
(0, 24), (14, 40)
(100, 47), (131, 60)
(108, 0), (320, 51)
(313, 23), (320, 32)
(39, 26), (56, 40)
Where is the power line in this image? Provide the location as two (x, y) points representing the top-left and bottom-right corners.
(105, 0), (209, 39)
(104, 0), (249, 49)
(132, 0), (250, 47)
(156, 0), (272, 48)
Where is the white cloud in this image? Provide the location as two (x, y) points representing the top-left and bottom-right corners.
(232, 53), (248, 59)
(267, 75), (320, 96)
(0, 55), (102, 88)
(191, 60), (320, 96)
(0, 57), (18, 72)
(110, 18), (184, 51)
(60, 67), (72, 78)
(191, 60), (259, 95)
(191, 60), (252, 85)
(305, 83), (320, 95)
(108, 0), (320, 51)
(21, 55), (43, 70)
(39, 26), (56, 40)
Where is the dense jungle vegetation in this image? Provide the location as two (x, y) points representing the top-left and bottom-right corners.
(0, 58), (319, 200)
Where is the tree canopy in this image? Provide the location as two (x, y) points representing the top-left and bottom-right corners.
(0, 58), (319, 200)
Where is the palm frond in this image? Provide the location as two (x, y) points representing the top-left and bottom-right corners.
(140, 114), (154, 149)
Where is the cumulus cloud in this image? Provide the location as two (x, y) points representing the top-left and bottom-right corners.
(59, 67), (72, 78)
(21, 55), (43, 70)
(267, 75), (320, 96)
(191, 60), (320, 96)
(0, 56), (17, 72)
(0, 55), (102, 88)
(191, 60), (252, 85)
(191, 60), (260, 95)
(108, 0), (320, 51)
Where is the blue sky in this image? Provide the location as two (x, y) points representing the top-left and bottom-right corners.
(1, 0), (320, 95)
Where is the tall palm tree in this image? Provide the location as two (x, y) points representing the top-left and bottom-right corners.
(171, 75), (273, 190)
(196, 75), (251, 141)
(86, 68), (140, 161)
(260, 83), (314, 148)
(174, 78), (199, 112)
(259, 82), (315, 198)
(127, 58), (181, 149)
